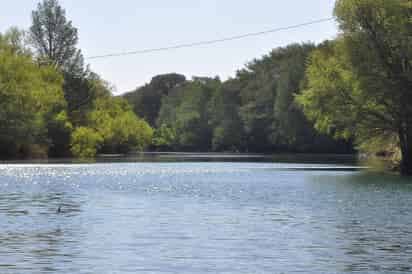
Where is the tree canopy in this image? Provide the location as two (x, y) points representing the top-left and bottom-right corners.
(30, 0), (82, 72)
(297, 0), (412, 174)
(125, 44), (353, 154)
(0, 30), (68, 158)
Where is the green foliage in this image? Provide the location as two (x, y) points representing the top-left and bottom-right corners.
(86, 97), (154, 154)
(1, 0), (362, 159)
(68, 80), (154, 158)
(30, 0), (83, 72)
(233, 43), (352, 153)
(152, 124), (177, 149)
(67, 72), (112, 126)
(208, 79), (244, 151)
(30, 0), (97, 119)
(157, 78), (219, 151)
(0, 31), (66, 158)
(125, 44), (352, 153)
(70, 127), (103, 158)
(47, 110), (73, 157)
(298, 0), (412, 174)
(0, 1), (155, 160)
(124, 73), (186, 126)
(296, 41), (360, 140)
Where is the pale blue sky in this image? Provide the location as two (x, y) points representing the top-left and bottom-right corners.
(1, 0), (338, 94)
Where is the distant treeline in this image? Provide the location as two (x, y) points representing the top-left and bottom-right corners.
(123, 44), (353, 154)
(2, 0), (412, 174)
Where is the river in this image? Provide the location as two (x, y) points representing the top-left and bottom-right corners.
(0, 154), (411, 273)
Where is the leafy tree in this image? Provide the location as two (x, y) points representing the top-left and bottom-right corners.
(124, 73), (186, 126)
(67, 72), (112, 126)
(152, 124), (177, 150)
(297, 0), (412, 174)
(30, 0), (82, 71)
(236, 57), (276, 152)
(271, 44), (313, 149)
(30, 0), (97, 117)
(156, 78), (219, 151)
(208, 79), (244, 151)
(86, 97), (153, 154)
(70, 127), (103, 158)
(47, 110), (73, 157)
(70, 96), (154, 158)
(0, 30), (67, 158)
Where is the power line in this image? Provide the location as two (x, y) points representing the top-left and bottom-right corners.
(86, 17), (334, 60)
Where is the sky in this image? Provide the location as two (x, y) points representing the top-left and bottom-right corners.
(1, 0), (338, 94)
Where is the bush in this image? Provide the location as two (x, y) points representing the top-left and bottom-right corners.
(70, 127), (103, 158)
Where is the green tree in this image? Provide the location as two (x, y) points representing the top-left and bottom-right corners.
(152, 124), (177, 150)
(236, 57), (276, 152)
(156, 78), (219, 151)
(208, 79), (244, 151)
(124, 73), (186, 126)
(86, 97), (153, 154)
(0, 30), (67, 157)
(70, 127), (103, 158)
(298, 0), (412, 174)
(30, 0), (82, 71)
(30, 0), (98, 116)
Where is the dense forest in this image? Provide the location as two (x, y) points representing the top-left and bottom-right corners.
(1, 0), (411, 174)
(123, 44), (353, 154)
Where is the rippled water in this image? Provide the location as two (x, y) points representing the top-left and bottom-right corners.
(0, 157), (412, 273)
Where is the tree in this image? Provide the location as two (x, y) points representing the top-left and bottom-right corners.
(126, 44), (352, 154)
(30, 0), (95, 116)
(70, 127), (103, 158)
(124, 73), (186, 126)
(85, 97), (153, 154)
(152, 124), (177, 150)
(297, 0), (412, 174)
(208, 79), (244, 151)
(156, 78), (219, 151)
(0, 30), (67, 158)
(30, 0), (81, 70)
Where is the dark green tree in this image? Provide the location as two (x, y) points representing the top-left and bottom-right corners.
(124, 73), (186, 126)
(156, 77), (219, 151)
(208, 79), (244, 151)
(29, 0), (96, 114)
(236, 58), (276, 152)
(30, 0), (81, 71)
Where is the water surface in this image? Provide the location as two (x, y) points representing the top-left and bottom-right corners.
(0, 155), (411, 273)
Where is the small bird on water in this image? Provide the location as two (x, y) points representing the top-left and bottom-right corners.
(57, 206), (62, 214)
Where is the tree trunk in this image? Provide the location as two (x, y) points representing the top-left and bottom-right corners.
(399, 129), (412, 175)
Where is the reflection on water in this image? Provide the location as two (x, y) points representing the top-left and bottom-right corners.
(303, 173), (412, 273)
(0, 152), (358, 165)
(0, 158), (411, 273)
(0, 192), (85, 273)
